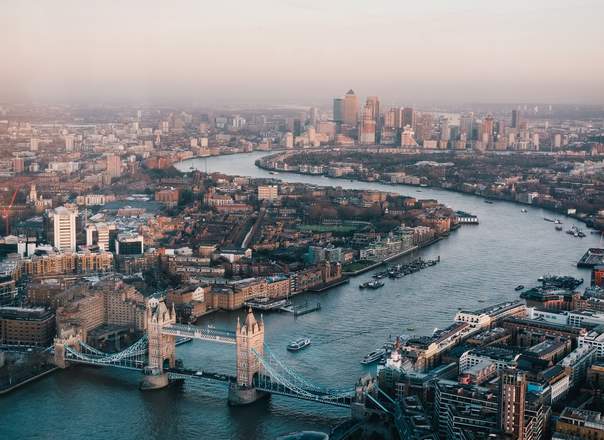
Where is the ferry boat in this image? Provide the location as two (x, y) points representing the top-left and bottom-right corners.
(359, 280), (385, 289)
(515, 285), (525, 291)
(361, 348), (386, 365)
(287, 337), (311, 352)
(244, 296), (290, 311)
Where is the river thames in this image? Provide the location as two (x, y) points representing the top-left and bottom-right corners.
(2, 151), (601, 440)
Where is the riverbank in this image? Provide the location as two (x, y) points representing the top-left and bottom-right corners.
(0, 366), (58, 395)
(342, 237), (443, 277)
(255, 158), (601, 231)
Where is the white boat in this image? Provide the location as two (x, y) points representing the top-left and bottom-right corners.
(287, 337), (311, 352)
(361, 348), (386, 364)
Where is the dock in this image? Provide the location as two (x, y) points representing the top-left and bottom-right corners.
(577, 248), (604, 268)
(280, 301), (321, 317)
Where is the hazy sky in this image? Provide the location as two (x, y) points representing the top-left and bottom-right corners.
(1, 0), (603, 106)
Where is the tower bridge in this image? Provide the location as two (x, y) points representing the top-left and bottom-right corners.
(53, 298), (376, 410)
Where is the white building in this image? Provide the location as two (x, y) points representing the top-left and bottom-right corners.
(559, 345), (596, 387)
(52, 206), (77, 252)
(257, 185), (278, 202)
(579, 329), (604, 359)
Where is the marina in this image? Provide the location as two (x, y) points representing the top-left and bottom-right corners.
(371, 256), (440, 280)
(280, 301), (322, 317)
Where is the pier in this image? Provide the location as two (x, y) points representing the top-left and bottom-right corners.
(280, 301), (322, 317)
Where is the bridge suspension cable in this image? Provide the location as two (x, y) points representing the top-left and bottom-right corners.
(261, 344), (353, 395)
(63, 335), (148, 370)
(252, 347), (354, 406)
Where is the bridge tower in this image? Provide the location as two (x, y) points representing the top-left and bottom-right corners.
(228, 307), (267, 405)
(53, 330), (83, 369)
(140, 298), (176, 390)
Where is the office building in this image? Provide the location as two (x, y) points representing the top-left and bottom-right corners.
(512, 109), (522, 129)
(343, 89), (359, 126)
(115, 233), (144, 256)
(500, 368), (527, 438)
(106, 154), (122, 178)
(52, 206), (77, 252)
(333, 98), (344, 123)
(257, 185), (278, 201)
(0, 306), (55, 347)
(402, 107), (415, 129)
(359, 104), (376, 144)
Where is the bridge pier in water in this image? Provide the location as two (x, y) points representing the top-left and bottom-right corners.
(228, 307), (267, 405)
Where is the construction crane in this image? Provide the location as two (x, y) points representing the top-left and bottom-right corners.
(2, 188), (19, 236)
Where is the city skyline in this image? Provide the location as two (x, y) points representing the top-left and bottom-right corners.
(1, 0), (603, 105)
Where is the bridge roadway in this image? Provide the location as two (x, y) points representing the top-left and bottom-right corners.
(165, 367), (236, 384)
(160, 324), (236, 344)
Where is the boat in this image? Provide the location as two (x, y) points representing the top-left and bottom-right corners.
(555, 219), (562, 224)
(360, 280), (384, 289)
(555, 225), (563, 231)
(244, 296), (290, 311)
(269, 171), (277, 175)
(544, 218), (555, 222)
(484, 200), (494, 204)
(521, 209), (528, 213)
(406, 327), (415, 331)
(538, 276), (544, 282)
(515, 285), (525, 291)
(361, 348), (386, 365)
(287, 337), (311, 352)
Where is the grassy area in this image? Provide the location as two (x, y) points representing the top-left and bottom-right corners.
(297, 224), (357, 233)
(342, 260), (376, 272)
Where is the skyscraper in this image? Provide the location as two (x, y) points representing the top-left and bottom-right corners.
(359, 104), (376, 145)
(365, 96), (380, 143)
(309, 107), (320, 127)
(512, 109), (522, 129)
(384, 107), (401, 129)
(439, 117), (450, 142)
(343, 89), (359, 126)
(333, 98), (344, 123)
(460, 113), (475, 140)
(106, 154), (122, 178)
(402, 107), (415, 129)
(64, 134), (75, 152)
(52, 206), (77, 252)
(500, 368), (527, 439)
(482, 115), (495, 148)
(415, 113), (433, 143)
(365, 96), (380, 122)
